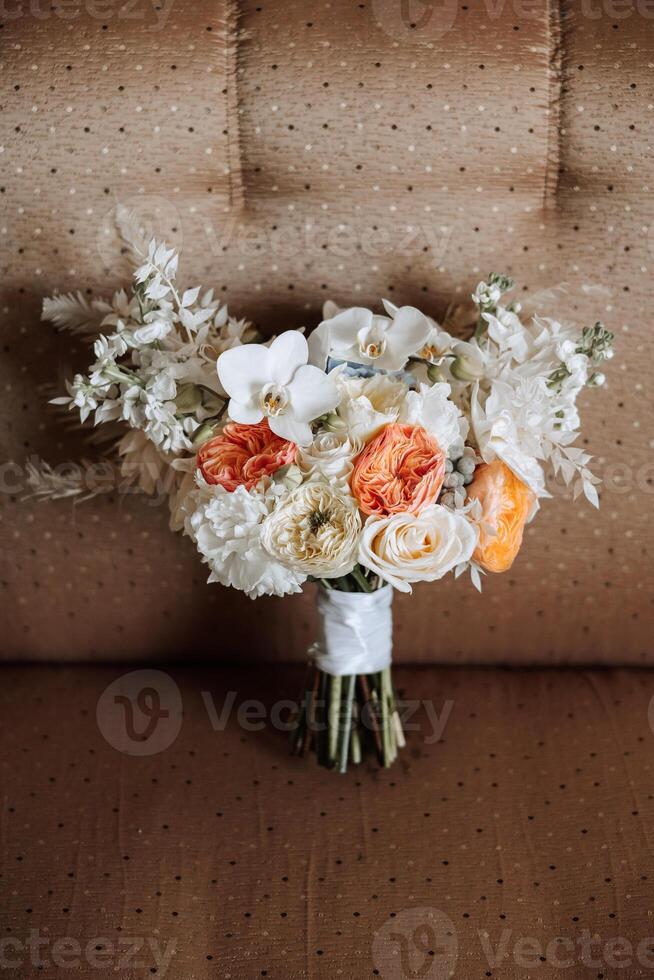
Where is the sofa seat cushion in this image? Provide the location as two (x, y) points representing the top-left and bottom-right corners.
(2, 664), (653, 978)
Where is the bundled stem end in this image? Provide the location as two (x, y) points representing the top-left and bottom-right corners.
(291, 665), (403, 772)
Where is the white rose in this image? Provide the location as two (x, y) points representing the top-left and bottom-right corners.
(261, 481), (361, 578)
(358, 505), (478, 593)
(335, 373), (406, 443)
(296, 430), (362, 489)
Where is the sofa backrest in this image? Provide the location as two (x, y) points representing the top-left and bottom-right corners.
(1, 1), (651, 663)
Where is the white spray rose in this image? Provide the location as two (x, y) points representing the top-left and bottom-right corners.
(296, 430), (362, 490)
(261, 481), (361, 578)
(358, 505), (478, 593)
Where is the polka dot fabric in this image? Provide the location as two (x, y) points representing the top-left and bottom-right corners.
(0, 2), (652, 663)
(1, 665), (654, 978)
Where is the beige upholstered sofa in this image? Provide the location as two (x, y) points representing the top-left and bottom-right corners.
(1, 2), (653, 977)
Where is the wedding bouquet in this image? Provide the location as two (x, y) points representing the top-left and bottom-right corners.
(40, 240), (614, 771)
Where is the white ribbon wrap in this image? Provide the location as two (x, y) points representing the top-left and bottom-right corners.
(315, 585), (393, 677)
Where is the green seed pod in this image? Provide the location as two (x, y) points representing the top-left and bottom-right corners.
(321, 411), (346, 433)
(427, 362), (447, 384)
(191, 422), (216, 446)
(450, 354), (484, 382)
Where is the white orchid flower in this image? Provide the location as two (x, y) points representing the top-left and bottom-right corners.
(318, 304), (431, 372)
(216, 330), (340, 446)
(413, 319), (459, 364)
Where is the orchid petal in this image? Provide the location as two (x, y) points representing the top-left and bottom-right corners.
(287, 364), (340, 422)
(326, 308), (373, 351)
(268, 414), (313, 447)
(268, 331), (309, 385)
(307, 320), (331, 369)
(227, 399), (264, 425)
(381, 298), (398, 317)
(217, 343), (270, 403)
(322, 299), (341, 320)
(383, 306), (432, 367)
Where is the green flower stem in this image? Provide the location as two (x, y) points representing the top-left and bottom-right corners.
(350, 565), (373, 593)
(350, 719), (362, 766)
(103, 364), (142, 386)
(338, 675), (355, 774)
(328, 675), (341, 764)
(316, 670), (329, 767)
(291, 667), (404, 772)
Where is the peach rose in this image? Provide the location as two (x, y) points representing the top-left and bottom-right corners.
(350, 423), (446, 517)
(197, 420), (297, 492)
(467, 460), (536, 572)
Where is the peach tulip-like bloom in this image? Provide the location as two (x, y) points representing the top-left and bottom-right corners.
(467, 460), (536, 572)
(197, 420), (297, 492)
(350, 423), (446, 517)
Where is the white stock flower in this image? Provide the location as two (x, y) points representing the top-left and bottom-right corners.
(54, 374), (104, 423)
(359, 505), (478, 593)
(472, 280), (502, 307)
(319, 304), (431, 372)
(217, 330), (339, 446)
(400, 382), (468, 454)
(186, 482), (306, 599)
(261, 481), (361, 578)
(555, 338), (589, 387)
(335, 373), (406, 443)
(296, 430), (362, 489)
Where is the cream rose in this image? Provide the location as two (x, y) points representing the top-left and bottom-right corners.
(358, 505), (478, 593)
(261, 481), (361, 578)
(296, 430), (362, 490)
(335, 373), (406, 443)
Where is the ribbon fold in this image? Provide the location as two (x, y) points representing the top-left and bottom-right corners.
(315, 584), (393, 677)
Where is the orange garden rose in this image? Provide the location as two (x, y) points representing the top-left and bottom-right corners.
(350, 423), (446, 517)
(467, 460), (536, 572)
(197, 420), (297, 492)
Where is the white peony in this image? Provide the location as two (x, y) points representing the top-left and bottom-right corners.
(471, 379), (551, 496)
(296, 430), (362, 489)
(482, 310), (530, 362)
(400, 382), (468, 454)
(261, 481), (361, 578)
(185, 481), (306, 599)
(335, 373), (406, 444)
(358, 505), (478, 593)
